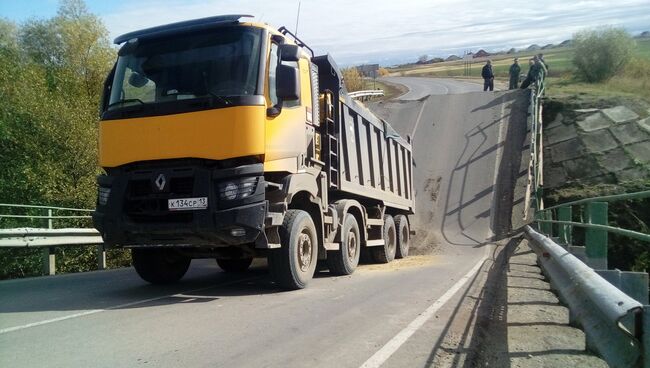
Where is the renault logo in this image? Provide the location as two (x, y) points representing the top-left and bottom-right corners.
(154, 173), (167, 191)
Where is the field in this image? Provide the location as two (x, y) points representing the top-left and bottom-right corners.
(388, 38), (650, 101)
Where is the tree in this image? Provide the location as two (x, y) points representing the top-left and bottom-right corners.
(342, 67), (364, 92)
(0, 0), (123, 278)
(572, 27), (635, 83)
(417, 54), (428, 63)
(0, 19), (18, 49)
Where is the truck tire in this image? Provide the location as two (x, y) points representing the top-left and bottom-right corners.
(268, 209), (318, 290)
(131, 248), (191, 284)
(371, 215), (396, 263)
(394, 215), (410, 259)
(327, 214), (360, 275)
(216, 258), (253, 273)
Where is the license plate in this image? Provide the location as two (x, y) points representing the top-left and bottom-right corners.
(168, 197), (208, 211)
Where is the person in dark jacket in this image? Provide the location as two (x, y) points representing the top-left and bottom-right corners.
(537, 53), (549, 72)
(520, 58), (540, 89)
(508, 58), (521, 89)
(481, 60), (494, 91)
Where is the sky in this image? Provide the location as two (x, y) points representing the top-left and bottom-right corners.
(2, 0), (650, 65)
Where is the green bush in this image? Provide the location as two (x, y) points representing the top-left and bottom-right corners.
(572, 27), (635, 83)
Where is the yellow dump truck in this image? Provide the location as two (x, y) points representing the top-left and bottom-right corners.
(93, 15), (414, 289)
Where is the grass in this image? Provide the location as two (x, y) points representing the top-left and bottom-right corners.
(361, 78), (407, 101)
(388, 38), (650, 101)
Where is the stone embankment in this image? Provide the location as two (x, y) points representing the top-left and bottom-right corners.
(543, 102), (650, 188)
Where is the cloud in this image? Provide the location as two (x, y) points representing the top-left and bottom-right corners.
(100, 0), (650, 65)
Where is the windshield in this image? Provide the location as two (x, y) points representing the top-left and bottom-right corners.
(108, 26), (263, 112)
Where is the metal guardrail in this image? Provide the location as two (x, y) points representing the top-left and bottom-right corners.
(524, 74), (650, 366)
(526, 225), (643, 367)
(0, 204), (104, 275)
(348, 89), (384, 100)
(0, 228), (103, 247)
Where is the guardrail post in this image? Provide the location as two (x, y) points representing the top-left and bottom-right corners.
(540, 210), (553, 236)
(586, 202), (608, 270)
(48, 209), (53, 229)
(557, 206), (572, 245)
(97, 244), (106, 270)
(43, 247), (55, 275)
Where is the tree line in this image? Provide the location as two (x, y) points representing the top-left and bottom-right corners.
(0, 0), (129, 278)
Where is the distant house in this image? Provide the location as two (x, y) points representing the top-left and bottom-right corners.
(527, 44), (541, 51)
(446, 55), (462, 61)
(473, 49), (490, 58)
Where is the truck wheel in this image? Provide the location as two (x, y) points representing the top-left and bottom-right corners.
(131, 248), (191, 284)
(327, 214), (360, 275)
(216, 258), (253, 273)
(268, 209), (318, 290)
(371, 215), (396, 263)
(394, 215), (410, 259)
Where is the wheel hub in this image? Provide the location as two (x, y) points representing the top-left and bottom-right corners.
(347, 232), (357, 258)
(297, 232), (313, 272)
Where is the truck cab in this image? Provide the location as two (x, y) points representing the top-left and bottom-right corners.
(93, 15), (413, 289)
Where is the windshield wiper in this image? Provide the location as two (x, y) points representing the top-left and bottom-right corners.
(107, 98), (145, 110)
(206, 92), (233, 107)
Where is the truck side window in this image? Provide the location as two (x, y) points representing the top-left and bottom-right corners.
(268, 43), (300, 109)
(282, 60), (300, 108)
(269, 43), (279, 106)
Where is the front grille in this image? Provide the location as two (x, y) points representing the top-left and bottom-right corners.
(129, 180), (150, 197)
(170, 177), (194, 194)
(127, 177), (194, 197)
(125, 176), (196, 224)
(129, 211), (193, 224)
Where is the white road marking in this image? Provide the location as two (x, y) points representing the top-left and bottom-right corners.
(359, 246), (490, 368)
(0, 276), (260, 335)
(410, 98), (429, 137)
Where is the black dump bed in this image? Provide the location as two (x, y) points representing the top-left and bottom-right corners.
(313, 55), (414, 213)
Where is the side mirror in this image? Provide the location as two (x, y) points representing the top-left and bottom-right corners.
(128, 72), (149, 88)
(279, 44), (300, 62)
(277, 64), (300, 101)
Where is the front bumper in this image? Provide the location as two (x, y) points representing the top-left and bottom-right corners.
(93, 161), (267, 247)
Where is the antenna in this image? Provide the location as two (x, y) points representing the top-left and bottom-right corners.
(294, 1), (301, 36)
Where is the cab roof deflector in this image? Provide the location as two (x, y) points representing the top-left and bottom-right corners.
(113, 14), (254, 44)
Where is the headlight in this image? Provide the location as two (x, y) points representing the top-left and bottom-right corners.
(218, 177), (258, 200)
(98, 187), (111, 205)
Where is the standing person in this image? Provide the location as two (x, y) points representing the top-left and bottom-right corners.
(536, 54), (548, 80)
(508, 58), (521, 89)
(481, 60), (494, 91)
(520, 58), (539, 89)
(537, 53), (549, 72)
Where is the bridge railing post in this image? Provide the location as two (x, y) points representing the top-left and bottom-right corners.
(42, 208), (57, 275)
(97, 244), (106, 270)
(585, 202), (608, 270)
(540, 210), (553, 236)
(557, 206), (572, 245)
(43, 247), (56, 275)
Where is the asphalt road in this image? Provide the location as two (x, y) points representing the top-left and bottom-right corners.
(382, 77), (484, 100)
(0, 79), (529, 368)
